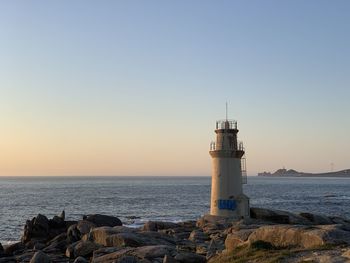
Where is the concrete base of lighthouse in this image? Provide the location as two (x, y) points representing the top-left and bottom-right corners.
(210, 193), (250, 220)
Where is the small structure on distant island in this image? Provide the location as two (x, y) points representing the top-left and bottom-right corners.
(209, 118), (250, 219)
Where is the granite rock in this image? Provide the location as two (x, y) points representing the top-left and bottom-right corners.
(85, 214), (122, 227)
(250, 207), (311, 225)
(29, 251), (51, 263)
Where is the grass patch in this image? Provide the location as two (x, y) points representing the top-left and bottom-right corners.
(209, 242), (342, 263)
(209, 242), (292, 263)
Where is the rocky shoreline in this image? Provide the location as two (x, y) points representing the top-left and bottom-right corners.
(1, 208), (350, 263)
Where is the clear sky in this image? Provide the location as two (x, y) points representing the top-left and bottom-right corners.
(1, 1), (349, 176)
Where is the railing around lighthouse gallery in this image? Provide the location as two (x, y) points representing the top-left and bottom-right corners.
(209, 141), (245, 151)
(215, 120), (237, 130)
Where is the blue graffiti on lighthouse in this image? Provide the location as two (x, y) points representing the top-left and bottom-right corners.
(218, 199), (236, 210)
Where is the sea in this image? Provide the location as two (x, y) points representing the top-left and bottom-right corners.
(1, 176), (350, 244)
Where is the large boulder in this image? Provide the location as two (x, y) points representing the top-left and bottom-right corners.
(22, 213), (76, 244)
(90, 227), (175, 248)
(88, 226), (136, 245)
(299, 212), (333, 225)
(88, 226), (175, 247)
(67, 220), (97, 243)
(92, 245), (175, 263)
(247, 224), (350, 249)
(225, 229), (255, 251)
(22, 214), (50, 243)
(44, 233), (68, 252)
(29, 251), (51, 263)
(103, 232), (142, 247)
(85, 214), (122, 227)
(250, 207), (311, 225)
(105, 232), (175, 247)
(74, 241), (100, 257)
(248, 225), (320, 248)
(66, 240), (101, 258)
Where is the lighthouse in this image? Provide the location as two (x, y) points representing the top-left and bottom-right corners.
(209, 118), (250, 219)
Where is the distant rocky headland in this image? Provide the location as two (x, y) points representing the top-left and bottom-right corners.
(258, 168), (350, 177)
(1, 208), (350, 263)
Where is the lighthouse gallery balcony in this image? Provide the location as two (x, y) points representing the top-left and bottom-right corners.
(215, 120), (237, 130)
(210, 141), (245, 151)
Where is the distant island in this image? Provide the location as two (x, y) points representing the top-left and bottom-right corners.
(258, 168), (350, 177)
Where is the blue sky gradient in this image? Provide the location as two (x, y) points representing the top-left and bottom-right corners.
(1, 1), (349, 175)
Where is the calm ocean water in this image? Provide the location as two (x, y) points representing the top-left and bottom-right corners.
(1, 176), (350, 244)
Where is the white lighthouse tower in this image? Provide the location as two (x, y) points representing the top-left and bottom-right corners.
(209, 116), (250, 219)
